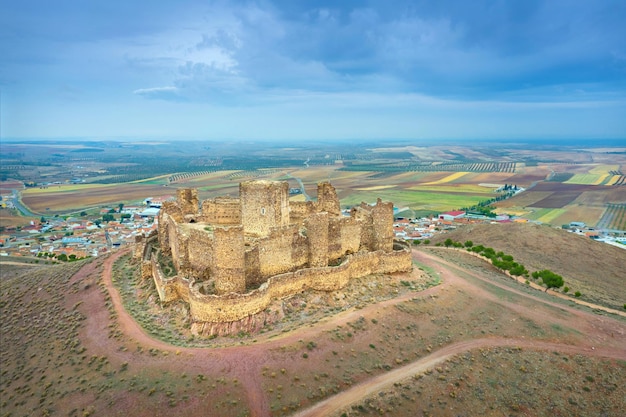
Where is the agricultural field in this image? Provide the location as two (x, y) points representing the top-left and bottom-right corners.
(4, 139), (626, 228)
(21, 183), (175, 214)
(597, 204), (626, 231)
(565, 173), (611, 185)
(494, 180), (626, 228)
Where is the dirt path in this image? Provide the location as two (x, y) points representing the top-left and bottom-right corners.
(293, 250), (626, 416)
(292, 337), (624, 417)
(74, 246), (626, 417)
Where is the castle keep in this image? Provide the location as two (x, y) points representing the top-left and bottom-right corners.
(141, 180), (412, 335)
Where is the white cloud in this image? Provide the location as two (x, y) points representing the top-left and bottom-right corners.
(132, 86), (182, 100)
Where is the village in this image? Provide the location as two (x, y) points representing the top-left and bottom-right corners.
(2, 187), (623, 261)
(0, 196), (168, 259)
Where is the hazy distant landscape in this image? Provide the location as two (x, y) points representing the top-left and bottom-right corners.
(2, 138), (625, 231)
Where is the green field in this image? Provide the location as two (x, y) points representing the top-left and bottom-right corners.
(564, 174), (606, 185)
(524, 208), (566, 223)
(341, 190), (493, 212)
(536, 208), (567, 224)
(408, 184), (496, 194)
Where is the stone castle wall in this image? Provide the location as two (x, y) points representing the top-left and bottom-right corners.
(240, 180), (289, 237)
(185, 226), (214, 281)
(212, 226), (246, 295)
(151, 255), (191, 303)
(259, 225), (304, 278)
(370, 199), (395, 252)
(317, 182), (341, 216)
(201, 197), (240, 225)
(184, 242), (411, 323)
(176, 188), (199, 217)
(289, 201), (315, 225)
(305, 212), (329, 267)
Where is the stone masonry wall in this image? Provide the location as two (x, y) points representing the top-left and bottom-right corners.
(305, 212), (329, 267)
(240, 180), (289, 237)
(340, 216), (361, 255)
(184, 226), (214, 281)
(157, 203), (183, 256)
(352, 205), (375, 251)
(176, 188), (199, 216)
(212, 226), (246, 295)
(371, 198), (394, 252)
(257, 225), (302, 279)
(289, 201), (315, 225)
(317, 181), (341, 216)
(201, 197), (241, 225)
(150, 179), (411, 328)
(184, 243), (411, 323)
(327, 217), (343, 262)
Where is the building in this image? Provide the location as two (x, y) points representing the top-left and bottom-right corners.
(438, 210), (466, 221)
(139, 180), (412, 335)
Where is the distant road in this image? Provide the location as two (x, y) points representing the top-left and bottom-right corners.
(10, 190), (37, 217)
(285, 174), (312, 201)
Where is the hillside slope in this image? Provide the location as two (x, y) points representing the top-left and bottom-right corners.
(428, 222), (626, 310)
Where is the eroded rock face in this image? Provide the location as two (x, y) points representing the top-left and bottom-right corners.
(146, 180), (411, 333)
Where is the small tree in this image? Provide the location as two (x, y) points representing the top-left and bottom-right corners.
(464, 240), (473, 248)
(537, 270), (564, 291)
(444, 238), (454, 248)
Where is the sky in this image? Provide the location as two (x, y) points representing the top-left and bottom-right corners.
(1, 0), (625, 142)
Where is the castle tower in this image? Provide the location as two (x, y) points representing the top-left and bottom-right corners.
(212, 226), (246, 295)
(317, 181), (340, 216)
(240, 180), (289, 237)
(177, 188), (199, 216)
(371, 199), (394, 252)
(305, 212), (329, 267)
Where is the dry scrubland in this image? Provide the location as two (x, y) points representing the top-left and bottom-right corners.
(2, 222), (625, 417)
(429, 222), (626, 311)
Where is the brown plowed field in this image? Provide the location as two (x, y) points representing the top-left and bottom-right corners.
(22, 184), (175, 213)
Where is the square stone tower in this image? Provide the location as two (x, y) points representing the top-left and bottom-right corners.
(240, 180), (289, 237)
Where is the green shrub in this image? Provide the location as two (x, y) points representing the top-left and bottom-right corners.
(574, 291), (582, 297)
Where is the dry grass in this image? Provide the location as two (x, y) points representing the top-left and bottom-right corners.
(338, 348), (625, 417)
(429, 222), (626, 310)
(0, 210), (37, 228)
(1, 240), (625, 417)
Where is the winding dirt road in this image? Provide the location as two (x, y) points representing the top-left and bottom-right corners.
(78, 247), (626, 417)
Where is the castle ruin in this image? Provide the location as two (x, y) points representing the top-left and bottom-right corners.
(140, 180), (412, 335)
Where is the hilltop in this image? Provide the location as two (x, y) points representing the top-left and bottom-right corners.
(428, 222), (626, 311)
(1, 224), (625, 417)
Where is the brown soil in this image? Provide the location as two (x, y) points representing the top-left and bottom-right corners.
(2, 237), (625, 417)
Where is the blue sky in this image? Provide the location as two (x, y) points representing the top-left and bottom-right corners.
(1, 0), (625, 141)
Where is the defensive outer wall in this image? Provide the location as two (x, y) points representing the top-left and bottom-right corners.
(137, 180), (412, 334)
